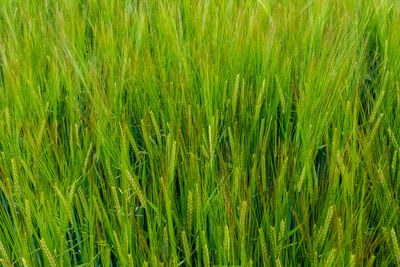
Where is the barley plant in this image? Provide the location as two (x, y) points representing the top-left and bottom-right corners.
(0, 0), (400, 266)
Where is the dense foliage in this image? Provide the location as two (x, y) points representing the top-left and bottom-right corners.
(0, 0), (400, 266)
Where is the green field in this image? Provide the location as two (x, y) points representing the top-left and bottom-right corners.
(0, 0), (400, 266)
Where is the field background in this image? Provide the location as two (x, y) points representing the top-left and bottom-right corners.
(0, 0), (400, 266)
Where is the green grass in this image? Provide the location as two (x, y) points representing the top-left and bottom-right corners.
(0, 0), (400, 266)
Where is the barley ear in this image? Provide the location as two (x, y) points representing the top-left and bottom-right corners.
(40, 239), (56, 267)
(182, 231), (191, 266)
(259, 228), (270, 266)
(232, 74), (240, 118)
(324, 248), (336, 267)
(0, 241), (11, 267)
(224, 225), (230, 262)
(187, 190), (193, 232)
(390, 228), (400, 265)
(202, 231), (210, 267)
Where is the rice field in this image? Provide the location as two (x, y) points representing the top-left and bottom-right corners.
(0, 0), (400, 266)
